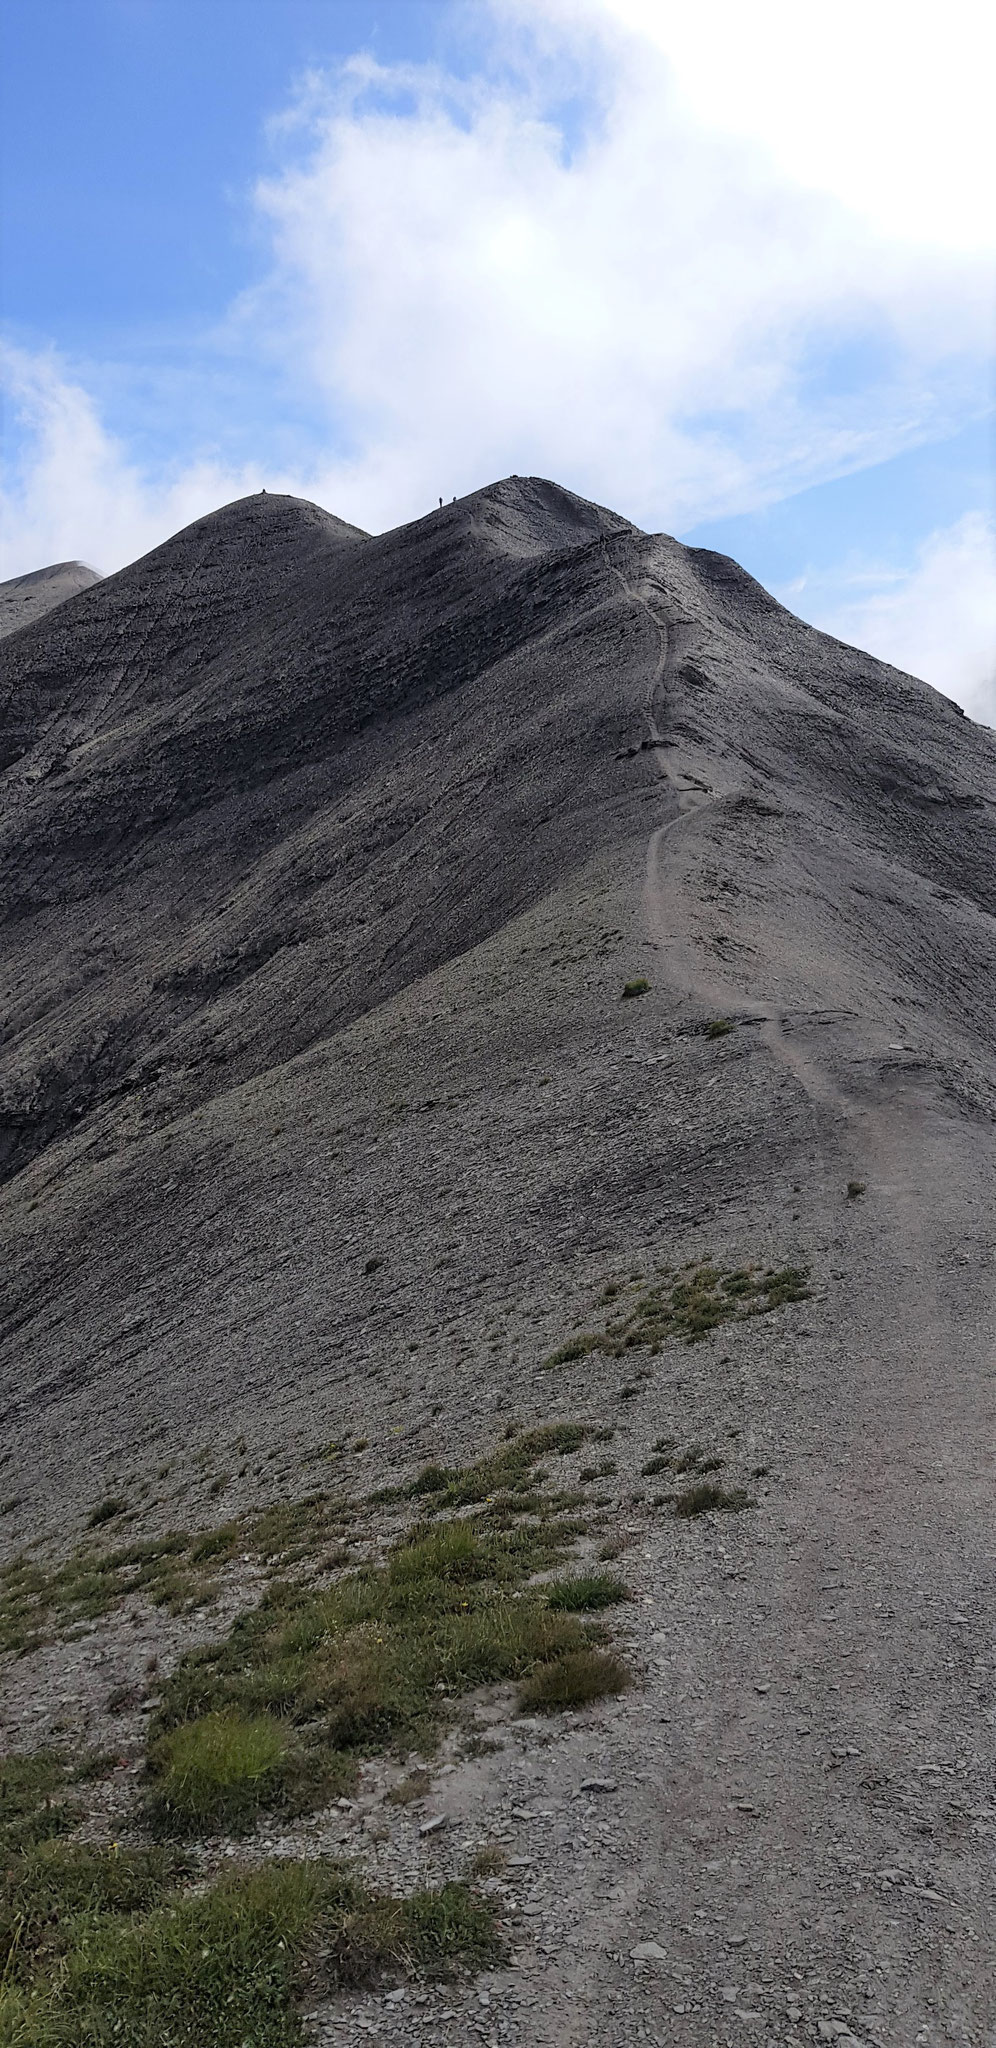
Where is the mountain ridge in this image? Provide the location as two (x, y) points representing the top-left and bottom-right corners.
(2, 475), (995, 2039)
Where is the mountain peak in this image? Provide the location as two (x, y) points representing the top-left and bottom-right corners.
(0, 559), (102, 640)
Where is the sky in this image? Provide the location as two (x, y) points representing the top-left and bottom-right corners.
(1, 0), (993, 719)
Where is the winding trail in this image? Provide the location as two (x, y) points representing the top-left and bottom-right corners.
(523, 572), (996, 2046)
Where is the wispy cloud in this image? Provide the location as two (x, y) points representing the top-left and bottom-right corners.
(2, 0), (992, 711)
(784, 512), (996, 726)
(0, 345), (267, 576)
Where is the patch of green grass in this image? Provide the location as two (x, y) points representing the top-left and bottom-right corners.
(672, 1481), (752, 1518)
(150, 1504), (628, 1831)
(544, 1260), (810, 1367)
(620, 979), (650, 1000)
(0, 1753), (81, 1859)
(0, 1856), (500, 2047)
(704, 1017), (733, 1038)
(0, 1840), (188, 1988)
(545, 1573), (628, 1612)
(518, 1648), (630, 1712)
(146, 1711), (303, 1837)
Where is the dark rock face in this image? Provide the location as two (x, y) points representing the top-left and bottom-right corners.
(0, 475), (994, 1500)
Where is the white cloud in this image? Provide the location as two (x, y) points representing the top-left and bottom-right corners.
(242, 23), (990, 536)
(1, 0), (992, 724)
(553, 0), (996, 253)
(784, 511), (996, 723)
(0, 345), (266, 578)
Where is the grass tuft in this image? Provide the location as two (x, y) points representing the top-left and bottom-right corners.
(620, 979), (650, 1000)
(519, 1648), (630, 1712)
(672, 1481), (752, 1518)
(146, 1710), (292, 1836)
(545, 1574), (628, 1613)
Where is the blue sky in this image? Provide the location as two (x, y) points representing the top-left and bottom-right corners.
(1, 0), (993, 716)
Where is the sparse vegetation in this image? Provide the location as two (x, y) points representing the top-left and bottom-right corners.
(0, 1753), (82, 1858)
(0, 1489), (368, 1658)
(147, 1495), (629, 1832)
(403, 1423), (591, 1515)
(704, 1017), (733, 1038)
(847, 1180), (866, 1199)
(544, 1260), (810, 1367)
(620, 978), (650, 999)
(385, 1768), (432, 1806)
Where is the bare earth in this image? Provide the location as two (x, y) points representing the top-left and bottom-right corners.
(1, 478), (994, 2046)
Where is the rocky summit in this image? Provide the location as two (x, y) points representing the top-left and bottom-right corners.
(1, 477), (994, 2046)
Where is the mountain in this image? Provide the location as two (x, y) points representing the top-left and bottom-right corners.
(1, 477), (994, 2041)
(0, 558), (102, 639)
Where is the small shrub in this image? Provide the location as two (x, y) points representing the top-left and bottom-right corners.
(87, 1496), (128, 1529)
(546, 1573), (628, 1612)
(385, 1769), (432, 1806)
(408, 1464), (455, 1497)
(621, 979), (650, 1000)
(847, 1180), (866, 1199)
(640, 1454), (671, 1476)
(519, 1648), (630, 1712)
(704, 1017), (733, 1038)
(542, 1333), (602, 1368)
(673, 1481), (752, 1518)
(468, 1843), (506, 1877)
